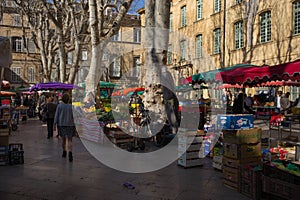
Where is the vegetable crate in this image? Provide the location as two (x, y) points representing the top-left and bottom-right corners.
(238, 164), (262, 200)
(262, 175), (300, 200)
(263, 161), (300, 185)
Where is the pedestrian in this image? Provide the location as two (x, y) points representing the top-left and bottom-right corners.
(233, 91), (244, 114)
(293, 93), (300, 108)
(43, 96), (57, 139)
(280, 92), (291, 115)
(274, 90), (282, 113)
(244, 93), (253, 108)
(54, 93), (76, 162)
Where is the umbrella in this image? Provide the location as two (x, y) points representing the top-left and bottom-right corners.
(78, 81), (118, 89)
(123, 87), (145, 96)
(30, 82), (78, 91)
(175, 85), (193, 92)
(126, 91), (144, 97)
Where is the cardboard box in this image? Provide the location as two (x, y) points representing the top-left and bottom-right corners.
(223, 165), (239, 183)
(224, 143), (262, 159)
(222, 128), (262, 144)
(222, 156), (262, 169)
(217, 114), (254, 130)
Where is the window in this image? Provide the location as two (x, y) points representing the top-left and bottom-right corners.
(214, 0), (221, 13)
(132, 57), (140, 77)
(234, 21), (244, 49)
(112, 31), (120, 41)
(195, 34), (202, 58)
(133, 28), (141, 43)
(181, 6), (187, 27)
(81, 49), (88, 61)
(260, 11), (271, 43)
(213, 29), (221, 54)
(12, 37), (22, 52)
(11, 67), (22, 82)
(13, 15), (21, 26)
(169, 13), (173, 32)
(196, 0), (203, 20)
(235, 0), (242, 4)
(28, 67), (35, 83)
(293, 1), (300, 35)
(110, 56), (121, 77)
(167, 44), (172, 64)
(180, 40), (186, 60)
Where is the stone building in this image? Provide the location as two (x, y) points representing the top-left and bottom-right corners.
(0, 1), (40, 89)
(166, 0), (300, 86)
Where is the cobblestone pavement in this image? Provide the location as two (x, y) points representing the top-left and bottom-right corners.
(0, 118), (256, 200)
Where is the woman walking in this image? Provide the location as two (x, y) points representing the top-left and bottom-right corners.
(54, 93), (76, 162)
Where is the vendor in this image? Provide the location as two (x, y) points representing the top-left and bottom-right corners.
(129, 92), (144, 116)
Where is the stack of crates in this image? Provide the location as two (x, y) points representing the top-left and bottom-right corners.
(8, 143), (24, 165)
(0, 145), (9, 165)
(217, 114), (262, 191)
(178, 130), (205, 168)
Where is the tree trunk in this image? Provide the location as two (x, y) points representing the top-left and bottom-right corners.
(57, 28), (66, 83)
(85, 0), (101, 99)
(143, 0), (173, 125)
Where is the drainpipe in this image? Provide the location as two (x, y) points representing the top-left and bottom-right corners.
(222, 0), (226, 68)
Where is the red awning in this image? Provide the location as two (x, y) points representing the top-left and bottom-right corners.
(216, 65), (271, 84)
(261, 80), (285, 87)
(268, 60), (300, 81)
(215, 84), (243, 90)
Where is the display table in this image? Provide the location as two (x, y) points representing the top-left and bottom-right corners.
(253, 106), (276, 120)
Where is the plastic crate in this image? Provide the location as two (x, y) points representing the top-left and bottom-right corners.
(263, 161), (300, 185)
(262, 175), (300, 200)
(239, 165), (262, 200)
(9, 150), (24, 165)
(9, 143), (23, 152)
(0, 154), (8, 166)
(0, 145), (8, 155)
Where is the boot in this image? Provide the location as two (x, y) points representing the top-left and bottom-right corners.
(62, 151), (67, 158)
(69, 152), (73, 162)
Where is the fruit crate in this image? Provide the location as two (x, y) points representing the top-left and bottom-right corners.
(238, 164), (262, 200)
(263, 161), (300, 185)
(262, 175), (300, 200)
(9, 150), (24, 165)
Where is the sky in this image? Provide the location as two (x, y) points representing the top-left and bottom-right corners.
(131, 0), (145, 13)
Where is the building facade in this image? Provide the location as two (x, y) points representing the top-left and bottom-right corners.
(0, 1), (41, 90)
(167, 0), (300, 85)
